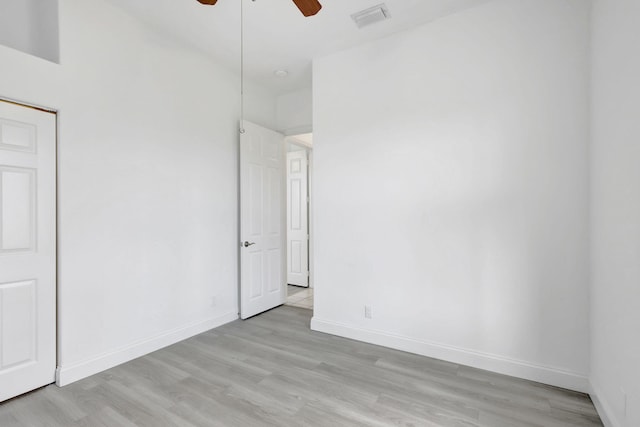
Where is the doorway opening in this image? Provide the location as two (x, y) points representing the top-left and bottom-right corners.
(283, 133), (313, 310)
(238, 123), (313, 319)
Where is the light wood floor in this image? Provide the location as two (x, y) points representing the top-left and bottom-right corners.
(0, 306), (602, 426)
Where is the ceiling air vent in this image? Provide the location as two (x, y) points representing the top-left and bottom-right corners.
(351, 4), (391, 29)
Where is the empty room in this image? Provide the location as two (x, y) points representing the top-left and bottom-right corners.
(0, 0), (638, 426)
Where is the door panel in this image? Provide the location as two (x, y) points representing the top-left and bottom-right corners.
(1, 280), (36, 369)
(266, 248), (280, 293)
(240, 121), (285, 319)
(0, 119), (36, 152)
(286, 150), (309, 287)
(1, 167), (36, 251)
(0, 101), (56, 402)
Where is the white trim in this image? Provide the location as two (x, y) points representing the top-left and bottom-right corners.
(311, 317), (589, 393)
(285, 135), (313, 149)
(0, 96), (58, 114)
(55, 311), (238, 386)
(307, 150), (314, 289)
(590, 380), (621, 427)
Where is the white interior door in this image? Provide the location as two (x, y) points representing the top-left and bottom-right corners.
(240, 121), (285, 320)
(0, 100), (56, 402)
(286, 150), (309, 287)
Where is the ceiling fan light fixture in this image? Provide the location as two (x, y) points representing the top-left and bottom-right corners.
(351, 4), (391, 29)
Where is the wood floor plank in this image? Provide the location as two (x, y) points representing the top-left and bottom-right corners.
(0, 306), (602, 426)
(0, 411), (24, 427)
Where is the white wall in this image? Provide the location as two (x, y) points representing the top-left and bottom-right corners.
(0, 0), (276, 384)
(590, 1), (640, 425)
(277, 88), (312, 135)
(0, 0), (60, 63)
(312, 0), (591, 392)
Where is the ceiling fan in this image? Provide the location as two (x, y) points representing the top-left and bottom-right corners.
(196, 0), (322, 17)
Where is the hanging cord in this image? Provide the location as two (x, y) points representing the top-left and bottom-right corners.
(239, 0), (245, 134)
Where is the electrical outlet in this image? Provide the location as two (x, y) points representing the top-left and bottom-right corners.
(210, 296), (218, 308)
(364, 305), (372, 319)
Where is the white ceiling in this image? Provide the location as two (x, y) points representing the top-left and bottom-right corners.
(104, 0), (491, 96)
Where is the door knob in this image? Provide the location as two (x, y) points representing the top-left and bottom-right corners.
(243, 241), (256, 247)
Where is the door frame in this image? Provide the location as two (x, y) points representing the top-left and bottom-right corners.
(0, 96), (59, 392)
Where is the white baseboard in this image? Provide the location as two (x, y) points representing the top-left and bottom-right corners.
(311, 317), (589, 393)
(590, 380), (621, 427)
(56, 311), (238, 386)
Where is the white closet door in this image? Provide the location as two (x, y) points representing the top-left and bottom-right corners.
(286, 150), (309, 287)
(0, 101), (56, 402)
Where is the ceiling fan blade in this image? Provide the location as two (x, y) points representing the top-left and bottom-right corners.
(197, 0), (218, 5)
(291, 0), (322, 17)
